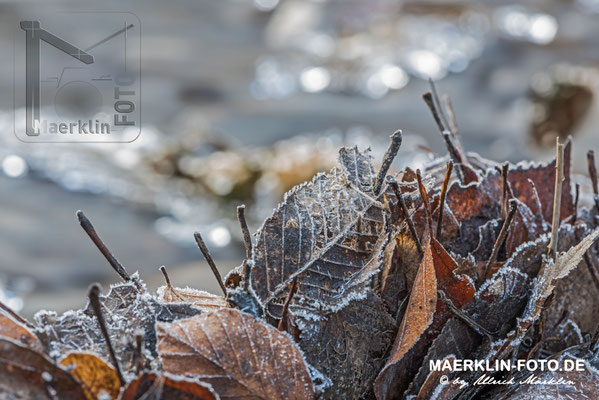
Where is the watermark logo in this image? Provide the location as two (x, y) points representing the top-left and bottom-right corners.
(14, 12), (141, 142)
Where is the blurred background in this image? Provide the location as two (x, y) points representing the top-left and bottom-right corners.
(1, 0), (599, 317)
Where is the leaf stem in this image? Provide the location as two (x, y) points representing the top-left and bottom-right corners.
(588, 150), (599, 210)
(277, 278), (298, 333)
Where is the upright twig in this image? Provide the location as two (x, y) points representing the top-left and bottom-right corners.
(389, 181), (423, 254)
(88, 284), (125, 386)
(159, 265), (172, 287)
(548, 139), (565, 259)
(194, 232), (227, 296)
(76, 211), (130, 282)
(416, 169), (433, 235)
(588, 150), (599, 210)
(483, 200), (518, 281)
(374, 130), (403, 195)
(436, 161), (454, 240)
(500, 163), (510, 220)
(277, 278), (298, 333)
(237, 205), (252, 259)
(237, 205), (253, 290)
(422, 92), (446, 133)
(573, 183), (580, 223)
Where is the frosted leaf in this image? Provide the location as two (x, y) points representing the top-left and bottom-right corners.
(250, 146), (419, 320)
(156, 308), (314, 400)
(34, 279), (201, 373)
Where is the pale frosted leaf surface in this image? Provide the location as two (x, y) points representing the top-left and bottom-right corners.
(157, 284), (229, 311)
(34, 277), (201, 374)
(156, 308), (314, 400)
(249, 147), (414, 319)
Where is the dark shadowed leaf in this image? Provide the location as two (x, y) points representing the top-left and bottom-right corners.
(0, 337), (87, 400)
(119, 373), (219, 400)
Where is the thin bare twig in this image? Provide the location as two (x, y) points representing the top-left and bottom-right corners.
(500, 163), (509, 220)
(88, 284), (125, 386)
(77, 211), (130, 282)
(436, 161), (454, 240)
(194, 232), (227, 296)
(389, 181), (423, 254)
(237, 205), (252, 259)
(483, 200), (518, 281)
(588, 150), (599, 210)
(277, 278), (298, 333)
(416, 169), (432, 235)
(548, 139), (565, 259)
(375, 130), (403, 195)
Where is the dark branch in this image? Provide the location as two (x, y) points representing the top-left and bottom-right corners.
(436, 161), (453, 240)
(77, 211), (130, 282)
(483, 200), (518, 281)
(194, 232), (227, 296)
(389, 181), (423, 254)
(277, 278), (298, 333)
(588, 150), (599, 210)
(374, 130), (403, 195)
(237, 205), (253, 260)
(88, 284), (125, 386)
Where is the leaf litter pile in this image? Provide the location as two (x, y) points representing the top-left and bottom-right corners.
(3, 83), (599, 399)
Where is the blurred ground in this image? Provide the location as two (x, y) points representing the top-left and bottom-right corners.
(1, 0), (599, 316)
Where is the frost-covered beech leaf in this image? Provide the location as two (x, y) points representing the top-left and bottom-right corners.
(249, 147), (420, 320)
(119, 373), (219, 400)
(295, 290), (396, 400)
(34, 277), (201, 373)
(374, 236), (437, 400)
(156, 308), (314, 400)
(0, 337), (87, 400)
(60, 352), (121, 400)
(157, 283), (229, 312)
(519, 228), (599, 332)
(0, 309), (42, 352)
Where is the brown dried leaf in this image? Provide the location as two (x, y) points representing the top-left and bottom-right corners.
(0, 337), (87, 399)
(156, 308), (314, 400)
(119, 373), (218, 400)
(60, 352), (121, 400)
(374, 236), (437, 400)
(0, 310), (42, 352)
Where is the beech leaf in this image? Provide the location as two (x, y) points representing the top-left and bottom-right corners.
(156, 308), (315, 400)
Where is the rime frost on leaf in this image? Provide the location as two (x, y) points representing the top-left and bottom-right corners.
(157, 283), (229, 311)
(34, 278), (201, 374)
(156, 308), (314, 400)
(249, 147), (418, 320)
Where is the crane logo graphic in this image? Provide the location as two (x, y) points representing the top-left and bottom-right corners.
(14, 13), (141, 142)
